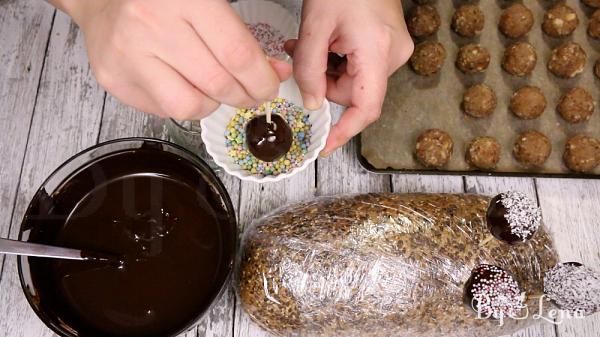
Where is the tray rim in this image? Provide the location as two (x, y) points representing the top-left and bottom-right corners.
(355, 136), (600, 180)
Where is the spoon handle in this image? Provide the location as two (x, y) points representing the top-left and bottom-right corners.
(0, 238), (83, 260)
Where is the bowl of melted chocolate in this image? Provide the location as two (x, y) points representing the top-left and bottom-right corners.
(17, 138), (237, 337)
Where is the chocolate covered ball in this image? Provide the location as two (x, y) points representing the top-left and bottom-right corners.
(548, 42), (587, 79)
(452, 4), (485, 37)
(564, 134), (600, 173)
(411, 41), (446, 76)
(543, 4), (579, 37)
(588, 10), (600, 39)
(464, 264), (524, 320)
(486, 191), (541, 244)
(544, 263), (600, 316)
(407, 5), (441, 37)
(466, 136), (501, 170)
(456, 44), (490, 74)
(415, 129), (454, 168)
(246, 114), (293, 162)
(558, 87), (595, 124)
(513, 130), (552, 168)
(510, 86), (546, 120)
(499, 4), (534, 39)
(462, 84), (497, 118)
(502, 42), (537, 76)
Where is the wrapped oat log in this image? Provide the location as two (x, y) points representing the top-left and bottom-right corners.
(237, 193), (599, 337)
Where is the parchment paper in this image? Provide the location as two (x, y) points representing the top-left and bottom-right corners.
(361, 0), (600, 175)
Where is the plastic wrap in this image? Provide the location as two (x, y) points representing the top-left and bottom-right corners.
(237, 193), (559, 337)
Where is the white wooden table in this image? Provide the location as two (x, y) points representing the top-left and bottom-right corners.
(1, 1), (599, 336)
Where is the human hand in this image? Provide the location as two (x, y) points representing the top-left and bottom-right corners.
(285, 0), (413, 156)
(51, 0), (292, 120)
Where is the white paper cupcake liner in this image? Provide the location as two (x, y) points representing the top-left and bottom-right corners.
(201, 77), (331, 183)
(231, 0), (299, 61)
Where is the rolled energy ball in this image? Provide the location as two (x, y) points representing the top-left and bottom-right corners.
(542, 4), (579, 37)
(513, 130), (552, 168)
(415, 129), (454, 168)
(464, 265), (524, 320)
(466, 136), (501, 170)
(486, 191), (541, 244)
(499, 4), (534, 38)
(410, 41), (446, 76)
(407, 5), (441, 37)
(548, 42), (586, 79)
(456, 44), (490, 74)
(595, 59), (600, 79)
(583, 0), (600, 8)
(589, 10), (600, 39)
(510, 86), (546, 120)
(558, 87), (595, 124)
(564, 134), (600, 173)
(452, 4), (485, 37)
(502, 42), (537, 76)
(462, 84), (497, 118)
(544, 263), (600, 316)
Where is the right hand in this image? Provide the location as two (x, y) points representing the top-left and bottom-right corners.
(54, 0), (292, 120)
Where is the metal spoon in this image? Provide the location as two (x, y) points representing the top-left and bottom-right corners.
(0, 238), (123, 265)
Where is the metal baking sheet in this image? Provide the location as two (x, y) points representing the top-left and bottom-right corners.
(360, 0), (600, 177)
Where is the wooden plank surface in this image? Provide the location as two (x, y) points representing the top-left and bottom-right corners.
(0, 0), (55, 278)
(0, 10), (105, 336)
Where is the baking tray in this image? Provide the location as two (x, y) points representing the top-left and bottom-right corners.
(358, 0), (600, 179)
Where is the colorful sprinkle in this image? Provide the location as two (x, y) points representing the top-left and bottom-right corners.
(247, 23), (286, 58)
(464, 264), (524, 320)
(225, 98), (311, 177)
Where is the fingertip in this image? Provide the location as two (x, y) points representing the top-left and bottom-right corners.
(301, 92), (322, 110)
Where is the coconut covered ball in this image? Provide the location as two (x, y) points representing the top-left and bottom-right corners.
(544, 263), (600, 316)
(486, 191), (542, 244)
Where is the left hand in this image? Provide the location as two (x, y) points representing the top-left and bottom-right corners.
(285, 0), (413, 156)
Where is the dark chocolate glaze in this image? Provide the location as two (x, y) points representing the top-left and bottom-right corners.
(486, 194), (533, 244)
(245, 114), (292, 162)
(24, 147), (235, 337)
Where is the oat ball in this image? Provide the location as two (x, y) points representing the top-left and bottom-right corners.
(510, 86), (546, 120)
(595, 59), (600, 79)
(466, 136), (501, 170)
(542, 4), (579, 37)
(456, 44), (490, 74)
(502, 42), (537, 76)
(452, 5), (485, 37)
(558, 87), (595, 124)
(564, 135), (600, 172)
(499, 4), (534, 38)
(583, 0), (600, 8)
(513, 130), (552, 168)
(415, 129), (454, 168)
(548, 42), (586, 79)
(410, 41), (446, 76)
(462, 84), (497, 118)
(589, 10), (600, 39)
(407, 5), (441, 37)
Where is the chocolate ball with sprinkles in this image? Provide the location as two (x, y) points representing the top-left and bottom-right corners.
(464, 264), (524, 320)
(246, 114), (293, 162)
(544, 262), (600, 316)
(486, 191), (541, 244)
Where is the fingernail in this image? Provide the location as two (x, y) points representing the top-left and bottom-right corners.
(303, 93), (321, 110)
(319, 149), (332, 157)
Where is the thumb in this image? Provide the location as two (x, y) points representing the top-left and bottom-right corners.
(268, 57), (293, 82)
